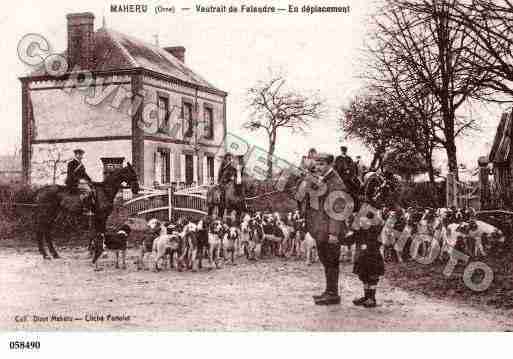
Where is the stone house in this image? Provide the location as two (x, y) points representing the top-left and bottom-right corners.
(20, 12), (227, 187)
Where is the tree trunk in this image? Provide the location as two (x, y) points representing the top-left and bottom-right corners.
(426, 149), (435, 184)
(266, 132), (276, 180)
(445, 138), (458, 181)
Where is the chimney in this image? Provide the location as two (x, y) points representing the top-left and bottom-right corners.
(163, 46), (185, 63)
(66, 12), (95, 70)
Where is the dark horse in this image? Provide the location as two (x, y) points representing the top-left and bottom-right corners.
(34, 163), (139, 259)
(207, 171), (246, 224)
(362, 171), (401, 210)
(223, 176), (247, 224)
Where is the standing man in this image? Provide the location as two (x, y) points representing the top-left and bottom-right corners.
(306, 153), (348, 305)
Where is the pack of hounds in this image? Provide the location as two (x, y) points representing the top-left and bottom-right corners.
(92, 210), (318, 271)
(92, 206), (507, 271)
(378, 206), (507, 263)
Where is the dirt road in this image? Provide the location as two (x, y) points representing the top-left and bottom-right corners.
(1, 247), (512, 331)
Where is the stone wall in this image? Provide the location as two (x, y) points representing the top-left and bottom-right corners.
(29, 77), (132, 140)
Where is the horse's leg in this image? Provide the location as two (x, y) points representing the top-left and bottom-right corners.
(115, 251), (119, 269)
(36, 225), (50, 259)
(192, 247), (198, 272)
(45, 221), (60, 259)
(214, 245), (219, 268)
(137, 247), (145, 270)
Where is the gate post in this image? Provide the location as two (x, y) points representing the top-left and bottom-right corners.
(478, 156), (490, 210)
(168, 186), (172, 221)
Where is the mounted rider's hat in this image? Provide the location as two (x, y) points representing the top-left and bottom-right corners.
(73, 148), (85, 155)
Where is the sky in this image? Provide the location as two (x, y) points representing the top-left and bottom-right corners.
(0, 0), (508, 173)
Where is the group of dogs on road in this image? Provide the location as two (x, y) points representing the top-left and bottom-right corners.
(91, 206), (507, 271)
(91, 211), (317, 271)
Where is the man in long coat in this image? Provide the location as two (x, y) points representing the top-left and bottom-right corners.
(305, 152), (348, 305)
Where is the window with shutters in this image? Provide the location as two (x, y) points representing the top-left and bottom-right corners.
(157, 95), (169, 133)
(185, 154), (194, 185)
(182, 100), (194, 138)
(203, 104), (214, 139)
(156, 149), (170, 184)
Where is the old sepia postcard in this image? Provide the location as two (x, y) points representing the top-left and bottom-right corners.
(1, 0), (513, 355)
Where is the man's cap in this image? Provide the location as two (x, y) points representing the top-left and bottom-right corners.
(316, 152), (334, 163)
(340, 146), (348, 152)
(73, 148), (85, 155)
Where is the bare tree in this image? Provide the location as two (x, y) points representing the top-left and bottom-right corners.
(244, 71), (325, 178)
(448, 0), (513, 100)
(365, 0), (492, 178)
(32, 145), (71, 184)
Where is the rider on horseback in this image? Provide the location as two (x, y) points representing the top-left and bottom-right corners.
(217, 152), (237, 218)
(335, 146), (361, 210)
(218, 152), (237, 185)
(65, 149), (94, 211)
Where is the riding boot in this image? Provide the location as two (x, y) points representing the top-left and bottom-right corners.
(315, 267), (341, 305)
(326, 266), (339, 296)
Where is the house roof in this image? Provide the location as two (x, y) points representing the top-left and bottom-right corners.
(26, 27), (224, 94)
(489, 111), (512, 164)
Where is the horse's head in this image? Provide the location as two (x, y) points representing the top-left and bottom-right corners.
(122, 162), (140, 195)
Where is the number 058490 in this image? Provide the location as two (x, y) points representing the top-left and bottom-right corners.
(9, 341), (40, 350)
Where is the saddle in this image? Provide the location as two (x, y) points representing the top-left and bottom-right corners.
(68, 180), (97, 214)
